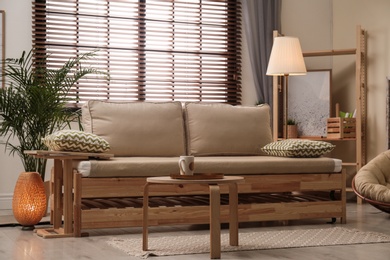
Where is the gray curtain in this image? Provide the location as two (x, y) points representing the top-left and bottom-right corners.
(242, 0), (281, 107)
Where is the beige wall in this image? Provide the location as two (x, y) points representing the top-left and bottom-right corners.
(281, 0), (333, 69)
(281, 0), (390, 184)
(332, 0), (390, 161)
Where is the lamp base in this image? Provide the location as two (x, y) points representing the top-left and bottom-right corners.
(12, 172), (47, 229)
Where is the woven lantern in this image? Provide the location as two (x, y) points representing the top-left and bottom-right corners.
(12, 172), (47, 230)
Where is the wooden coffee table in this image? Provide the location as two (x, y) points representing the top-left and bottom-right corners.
(142, 176), (244, 259)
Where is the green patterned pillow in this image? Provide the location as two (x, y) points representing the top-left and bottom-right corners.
(43, 130), (110, 153)
(261, 139), (335, 158)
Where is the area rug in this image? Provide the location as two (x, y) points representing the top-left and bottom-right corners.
(107, 227), (390, 258)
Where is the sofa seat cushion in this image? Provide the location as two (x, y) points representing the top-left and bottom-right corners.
(194, 156), (341, 174)
(82, 101), (186, 157)
(75, 156), (342, 177)
(184, 103), (273, 156)
(76, 157), (180, 177)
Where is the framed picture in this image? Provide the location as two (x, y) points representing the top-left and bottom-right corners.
(288, 69), (332, 138)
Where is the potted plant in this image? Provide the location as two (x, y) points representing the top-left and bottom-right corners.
(287, 119), (298, 138)
(0, 49), (103, 227)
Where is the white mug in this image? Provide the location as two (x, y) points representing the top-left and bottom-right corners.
(179, 156), (195, 175)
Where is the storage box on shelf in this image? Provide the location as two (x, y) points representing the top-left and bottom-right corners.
(327, 117), (356, 139)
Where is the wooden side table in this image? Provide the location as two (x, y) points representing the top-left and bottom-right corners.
(25, 150), (113, 238)
(142, 176), (244, 259)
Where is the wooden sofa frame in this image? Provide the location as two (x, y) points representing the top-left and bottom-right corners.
(71, 169), (346, 236)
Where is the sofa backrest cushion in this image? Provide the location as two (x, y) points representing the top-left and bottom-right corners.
(82, 101), (186, 156)
(184, 103), (273, 156)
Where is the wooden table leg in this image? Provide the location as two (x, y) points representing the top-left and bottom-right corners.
(209, 184), (221, 259)
(229, 182), (239, 246)
(35, 158), (75, 238)
(73, 172), (82, 237)
(63, 159), (74, 235)
(52, 159), (63, 229)
(143, 183), (150, 251)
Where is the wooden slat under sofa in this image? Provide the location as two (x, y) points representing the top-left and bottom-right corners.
(72, 170), (346, 236)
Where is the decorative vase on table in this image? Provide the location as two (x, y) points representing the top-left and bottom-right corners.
(12, 172), (47, 230)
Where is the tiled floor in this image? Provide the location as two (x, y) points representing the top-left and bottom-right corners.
(0, 203), (390, 260)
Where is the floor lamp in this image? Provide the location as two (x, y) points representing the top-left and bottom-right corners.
(266, 36), (307, 139)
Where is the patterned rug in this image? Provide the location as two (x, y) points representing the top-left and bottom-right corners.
(107, 227), (390, 258)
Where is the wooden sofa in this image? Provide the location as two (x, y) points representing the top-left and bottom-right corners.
(68, 101), (346, 236)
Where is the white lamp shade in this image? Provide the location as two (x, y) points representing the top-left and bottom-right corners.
(266, 36), (307, 76)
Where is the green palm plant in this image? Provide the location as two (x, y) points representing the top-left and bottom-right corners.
(0, 49), (103, 180)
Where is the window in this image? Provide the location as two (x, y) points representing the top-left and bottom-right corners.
(33, 0), (242, 105)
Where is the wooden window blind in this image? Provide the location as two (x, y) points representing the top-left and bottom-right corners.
(32, 0), (242, 105)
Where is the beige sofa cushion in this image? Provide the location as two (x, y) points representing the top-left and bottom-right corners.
(184, 103), (273, 156)
(82, 101), (186, 156)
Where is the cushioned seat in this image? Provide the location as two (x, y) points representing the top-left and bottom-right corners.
(75, 156), (342, 177)
(352, 150), (390, 213)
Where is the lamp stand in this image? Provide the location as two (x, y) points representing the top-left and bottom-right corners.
(283, 74), (289, 139)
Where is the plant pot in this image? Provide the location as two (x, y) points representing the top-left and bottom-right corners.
(287, 125), (298, 138)
(12, 172), (47, 230)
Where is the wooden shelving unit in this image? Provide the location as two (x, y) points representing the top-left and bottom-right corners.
(272, 25), (367, 200)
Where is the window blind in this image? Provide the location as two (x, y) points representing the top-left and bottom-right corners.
(32, 0), (242, 105)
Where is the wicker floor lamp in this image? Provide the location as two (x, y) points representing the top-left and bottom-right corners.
(12, 172), (47, 230)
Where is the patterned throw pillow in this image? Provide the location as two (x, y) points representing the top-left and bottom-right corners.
(261, 139), (335, 158)
(43, 130), (110, 153)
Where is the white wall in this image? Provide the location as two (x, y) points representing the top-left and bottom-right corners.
(0, 1), (32, 57)
(0, 1), (33, 209)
